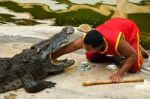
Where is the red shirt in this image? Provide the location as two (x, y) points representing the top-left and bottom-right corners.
(95, 18), (139, 55)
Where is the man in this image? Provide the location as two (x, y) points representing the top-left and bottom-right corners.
(51, 18), (149, 82)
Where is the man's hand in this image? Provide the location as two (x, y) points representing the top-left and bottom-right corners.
(108, 36), (138, 82)
(109, 72), (123, 82)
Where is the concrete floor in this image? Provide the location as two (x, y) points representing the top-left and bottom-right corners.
(0, 26), (150, 99)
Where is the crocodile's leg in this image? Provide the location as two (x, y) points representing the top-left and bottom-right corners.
(0, 59), (23, 93)
(21, 72), (56, 93)
(0, 78), (22, 93)
(0, 58), (12, 70)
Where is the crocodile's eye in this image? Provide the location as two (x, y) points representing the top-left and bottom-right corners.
(22, 58), (28, 63)
(31, 46), (35, 49)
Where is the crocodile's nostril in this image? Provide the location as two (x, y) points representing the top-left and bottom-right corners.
(65, 26), (75, 34)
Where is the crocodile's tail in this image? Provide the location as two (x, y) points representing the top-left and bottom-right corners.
(0, 79), (23, 93)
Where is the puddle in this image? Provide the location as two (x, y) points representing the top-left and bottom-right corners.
(77, 61), (93, 71)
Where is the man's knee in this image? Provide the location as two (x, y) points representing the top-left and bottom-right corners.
(85, 52), (98, 62)
(85, 51), (93, 60)
(85, 51), (109, 63)
(85, 51), (103, 62)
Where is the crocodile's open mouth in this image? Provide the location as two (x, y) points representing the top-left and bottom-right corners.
(50, 43), (73, 65)
(48, 26), (75, 65)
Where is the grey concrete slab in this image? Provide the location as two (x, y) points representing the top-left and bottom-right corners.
(0, 26), (149, 99)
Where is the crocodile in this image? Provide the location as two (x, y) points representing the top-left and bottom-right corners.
(0, 26), (75, 93)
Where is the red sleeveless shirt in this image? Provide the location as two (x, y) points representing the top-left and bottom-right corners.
(95, 18), (139, 55)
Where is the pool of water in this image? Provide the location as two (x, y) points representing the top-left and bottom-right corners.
(0, 0), (149, 49)
(0, 0), (149, 26)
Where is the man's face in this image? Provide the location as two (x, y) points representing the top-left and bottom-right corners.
(84, 44), (103, 53)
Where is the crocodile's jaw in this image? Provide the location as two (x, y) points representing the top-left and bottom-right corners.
(42, 26), (76, 72)
(41, 26), (75, 60)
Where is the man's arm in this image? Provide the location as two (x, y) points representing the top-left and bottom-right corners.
(109, 36), (137, 82)
(51, 37), (83, 60)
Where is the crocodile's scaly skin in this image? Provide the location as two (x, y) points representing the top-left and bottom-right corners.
(0, 27), (75, 93)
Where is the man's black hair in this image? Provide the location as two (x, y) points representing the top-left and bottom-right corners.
(83, 29), (104, 48)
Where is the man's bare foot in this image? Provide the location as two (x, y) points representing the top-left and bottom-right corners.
(140, 45), (149, 58)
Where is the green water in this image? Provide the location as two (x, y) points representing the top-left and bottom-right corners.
(0, 0), (149, 49)
(55, 9), (112, 26)
(128, 13), (150, 49)
(0, 13), (40, 25)
(0, 1), (111, 26)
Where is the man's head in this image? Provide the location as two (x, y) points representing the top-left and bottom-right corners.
(83, 30), (104, 53)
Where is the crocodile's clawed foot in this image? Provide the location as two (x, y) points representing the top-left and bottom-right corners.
(23, 79), (56, 93)
(44, 81), (56, 88)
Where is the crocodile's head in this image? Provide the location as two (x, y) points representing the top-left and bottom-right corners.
(38, 26), (76, 71)
(41, 26), (75, 58)
(50, 26), (75, 53)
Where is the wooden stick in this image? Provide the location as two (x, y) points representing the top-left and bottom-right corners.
(82, 78), (144, 86)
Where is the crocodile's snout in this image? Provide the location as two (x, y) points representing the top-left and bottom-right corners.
(62, 26), (75, 34)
